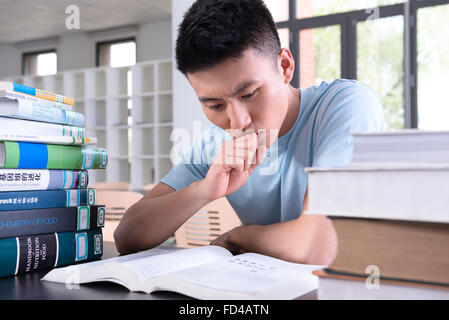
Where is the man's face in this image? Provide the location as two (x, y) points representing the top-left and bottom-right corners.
(187, 48), (291, 144)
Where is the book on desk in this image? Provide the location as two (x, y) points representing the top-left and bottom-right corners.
(42, 244), (324, 300)
(305, 130), (449, 299)
(0, 81), (107, 279)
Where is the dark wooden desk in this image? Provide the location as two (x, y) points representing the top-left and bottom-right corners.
(0, 241), (317, 300)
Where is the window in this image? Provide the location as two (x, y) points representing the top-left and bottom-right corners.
(357, 15), (404, 129)
(22, 50), (57, 76)
(299, 25), (341, 88)
(267, 0), (449, 129)
(296, 0), (405, 19)
(96, 38), (136, 68)
(417, 3), (449, 130)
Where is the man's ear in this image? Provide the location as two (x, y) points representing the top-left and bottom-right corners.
(278, 48), (295, 85)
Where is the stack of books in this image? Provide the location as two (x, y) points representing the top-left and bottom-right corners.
(305, 130), (449, 299)
(0, 81), (107, 278)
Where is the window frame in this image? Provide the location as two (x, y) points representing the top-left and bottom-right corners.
(95, 37), (137, 67)
(277, 0), (449, 129)
(22, 49), (57, 76)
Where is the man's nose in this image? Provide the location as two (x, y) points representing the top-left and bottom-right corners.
(227, 102), (252, 130)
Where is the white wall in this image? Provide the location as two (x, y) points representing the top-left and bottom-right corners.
(0, 19), (172, 78)
(171, 0), (212, 139)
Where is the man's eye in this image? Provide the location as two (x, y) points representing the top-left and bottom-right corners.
(208, 104), (224, 110)
(242, 90), (256, 99)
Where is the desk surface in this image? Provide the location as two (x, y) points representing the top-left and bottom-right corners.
(0, 241), (317, 300)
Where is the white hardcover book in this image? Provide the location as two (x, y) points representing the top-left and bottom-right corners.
(0, 133), (96, 146)
(0, 90), (72, 111)
(351, 130), (449, 164)
(305, 165), (449, 223)
(0, 96), (84, 126)
(0, 116), (85, 138)
(42, 245), (323, 300)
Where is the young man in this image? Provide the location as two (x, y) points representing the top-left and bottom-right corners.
(114, 0), (385, 264)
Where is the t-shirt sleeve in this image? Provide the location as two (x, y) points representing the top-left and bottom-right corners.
(312, 81), (385, 168)
(160, 127), (224, 191)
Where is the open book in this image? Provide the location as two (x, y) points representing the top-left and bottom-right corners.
(42, 246), (324, 300)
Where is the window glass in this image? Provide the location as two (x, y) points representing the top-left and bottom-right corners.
(299, 25), (341, 88)
(357, 15), (404, 129)
(417, 4), (449, 130)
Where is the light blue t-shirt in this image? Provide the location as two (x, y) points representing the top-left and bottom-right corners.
(161, 79), (385, 226)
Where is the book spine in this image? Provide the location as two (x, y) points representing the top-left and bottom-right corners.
(0, 169), (89, 191)
(12, 82), (75, 106)
(13, 99), (84, 126)
(2, 90), (73, 111)
(0, 133), (96, 146)
(0, 205), (106, 239)
(0, 189), (96, 211)
(2, 142), (108, 170)
(0, 228), (103, 278)
(0, 117), (85, 138)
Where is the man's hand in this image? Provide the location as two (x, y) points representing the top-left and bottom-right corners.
(197, 129), (267, 202)
(210, 227), (246, 255)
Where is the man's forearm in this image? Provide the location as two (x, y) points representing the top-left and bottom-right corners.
(114, 181), (211, 254)
(229, 214), (337, 265)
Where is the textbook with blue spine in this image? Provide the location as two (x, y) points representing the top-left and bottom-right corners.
(0, 228), (103, 278)
(0, 205), (105, 239)
(0, 189), (96, 211)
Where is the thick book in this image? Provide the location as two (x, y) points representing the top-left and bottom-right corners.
(351, 130), (449, 165)
(305, 165), (449, 223)
(0, 96), (84, 126)
(0, 116), (84, 138)
(42, 245), (324, 300)
(0, 81), (75, 106)
(0, 188), (96, 211)
(313, 269), (449, 300)
(0, 228), (103, 278)
(328, 217), (449, 286)
(0, 205), (105, 239)
(0, 90), (72, 111)
(0, 133), (96, 146)
(0, 141), (108, 170)
(0, 169), (88, 191)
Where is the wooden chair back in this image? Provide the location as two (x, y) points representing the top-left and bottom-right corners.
(91, 181), (130, 191)
(96, 190), (143, 242)
(174, 197), (241, 248)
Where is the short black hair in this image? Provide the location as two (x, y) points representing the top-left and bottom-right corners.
(176, 0), (281, 75)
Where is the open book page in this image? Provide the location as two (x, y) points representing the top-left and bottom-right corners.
(41, 247), (176, 284)
(42, 246), (232, 291)
(148, 253), (325, 299)
(118, 246), (232, 284)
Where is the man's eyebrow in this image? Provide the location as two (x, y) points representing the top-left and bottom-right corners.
(198, 80), (258, 103)
(231, 80), (258, 97)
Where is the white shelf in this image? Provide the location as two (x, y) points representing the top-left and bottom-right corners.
(5, 59), (174, 188)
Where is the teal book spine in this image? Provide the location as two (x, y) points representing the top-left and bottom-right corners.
(0, 228), (103, 278)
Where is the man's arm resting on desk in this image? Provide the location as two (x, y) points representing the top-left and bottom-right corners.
(211, 190), (338, 265)
(114, 181), (210, 255)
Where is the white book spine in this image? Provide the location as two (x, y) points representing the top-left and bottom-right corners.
(306, 167), (449, 224)
(7, 99), (84, 126)
(0, 117), (85, 138)
(1, 90), (73, 111)
(0, 133), (96, 146)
